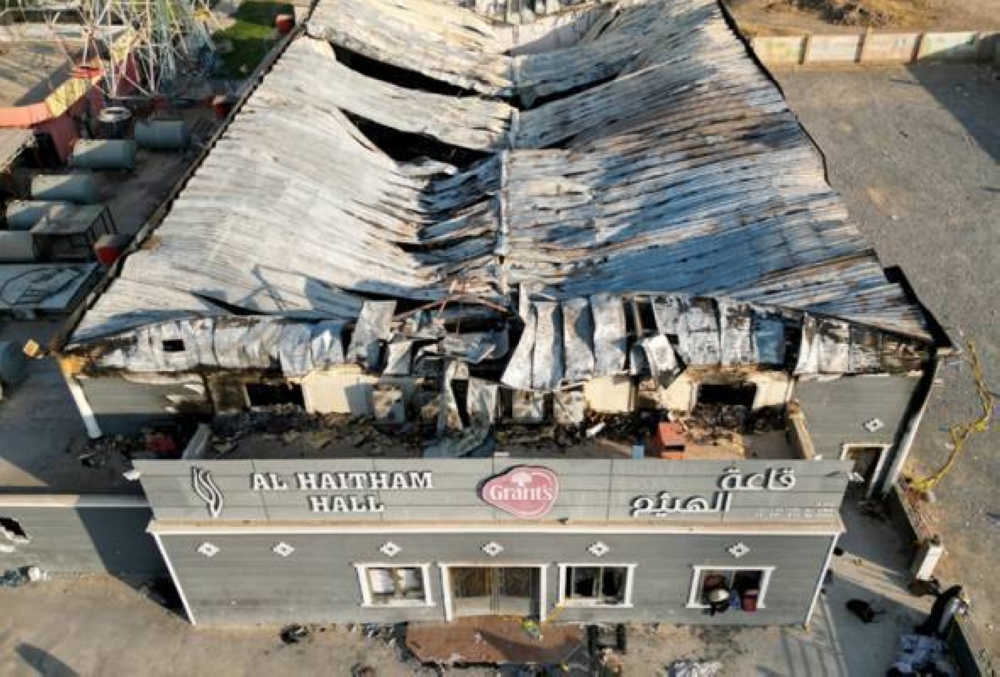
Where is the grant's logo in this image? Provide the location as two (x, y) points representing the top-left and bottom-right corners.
(192, 467), (224, 518)
(480, 466), (558, 518)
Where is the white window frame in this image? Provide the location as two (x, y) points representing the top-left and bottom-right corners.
(354, 563), (435, 608)
(557, 563), (636, 609)
(840, 443), (891, 499)
(686, 565), (775, 610)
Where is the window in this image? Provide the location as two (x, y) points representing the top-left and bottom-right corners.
(697, 383), (757, 407)
(161, 339), (186, 353)
(687, 566), (774, 611)
(355, 564), (433, 607)
(559, 565), (635, 607)
(245, 382), (305, 407)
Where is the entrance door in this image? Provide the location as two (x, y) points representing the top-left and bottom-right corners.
(842, 445), (889, 498)
(450, 567), (539, 618)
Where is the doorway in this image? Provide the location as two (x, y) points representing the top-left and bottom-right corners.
(841, 444), (890, 498)
(448, 566), (541, 619)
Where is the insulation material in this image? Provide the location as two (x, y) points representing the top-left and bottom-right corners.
(501, 304), (536, 391)
(718, 300), (756, 367)
(383, 340), (414, 376)
(347, 301), (395, 369)
(435, 331), (508, 364)
(278, 324), (315, 377)
(562, 297), (595, 383)
(848, 325), (883, 373)
(677, 299), (721, 367)
(590, 294), (626, 377)
(531, 301), (563, 390)
(651, 295), (687, 335)
(309, 322), (346, 369)
(553, 388), (586, 425)
(641, 334), (678, 382)
(438, 360), (466, 433)
(467, 377), (499, 426)
(816, 318), (851, 374)
(752, 306), (787, 366)
(629, 343), (648, 377)
(371, 385), (406, 424)
(795, 314), (821, 376)
(512, 390), (546, 422)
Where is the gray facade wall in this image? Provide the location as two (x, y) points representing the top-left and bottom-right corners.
(77, 375), (209, 436)
(794, 374), (920, 475)
(0, 500), (164, 578)
(160, 529), (835, 626)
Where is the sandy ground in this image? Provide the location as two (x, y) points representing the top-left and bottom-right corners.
(776, 63), (1000, 658)
(725, 0), (1000, 35)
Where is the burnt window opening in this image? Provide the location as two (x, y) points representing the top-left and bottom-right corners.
(697, 383), (757, 407)
(563, 566), (629, 606)
(245, 382), (304, 408)
(161, 339), (186, 353)
(0, 517), (29, 543)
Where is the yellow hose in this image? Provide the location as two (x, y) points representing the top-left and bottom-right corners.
(910, 339), (994, 493)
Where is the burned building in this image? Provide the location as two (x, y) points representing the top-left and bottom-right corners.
(43, 0), (948, 626)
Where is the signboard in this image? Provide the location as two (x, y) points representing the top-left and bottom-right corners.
(194, 468), (435, 516)
(479, 466), (559, 518)
(134, 458), (850, 524)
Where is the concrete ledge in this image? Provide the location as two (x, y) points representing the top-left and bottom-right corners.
(752, 30), (999, 68)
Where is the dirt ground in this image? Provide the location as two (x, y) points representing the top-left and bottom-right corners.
(776, 63), (999, 659)
(725, 0), (1000, 35)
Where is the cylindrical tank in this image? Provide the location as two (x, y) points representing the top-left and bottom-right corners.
(31, 174), (100, 204)
(212, 94), (234, 119)
(134, 119), (191, 151)
(0, 231), (38, 262)
(97, 106), (133, 139)
(4, 200), (71, 231)
(93, 233), (132, 266)
(69, 139), (137, 171)
(0, 341), (28, 389)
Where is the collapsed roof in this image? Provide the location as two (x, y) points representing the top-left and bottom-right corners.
(68, 0), (934, 366)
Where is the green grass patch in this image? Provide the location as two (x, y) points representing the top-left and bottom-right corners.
(213, 0), (293, 77)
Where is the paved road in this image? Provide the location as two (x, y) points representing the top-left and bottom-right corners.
(777, 63), (1000, 658)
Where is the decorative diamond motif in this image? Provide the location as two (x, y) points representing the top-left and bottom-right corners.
(197, 542), (220, 558)
(481, 541), (504, 557)
(863, 418), (885, 433)
(272, 542), (295, 557)
(379, 541), (402, 558)
(727, 542), (751, 559)
(587, 541), (611, 557)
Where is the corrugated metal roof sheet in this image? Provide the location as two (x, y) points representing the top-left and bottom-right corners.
(0, 128), (33, 170)
(70, 0), (933, 345)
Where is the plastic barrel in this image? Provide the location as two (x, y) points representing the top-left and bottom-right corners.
(275, 13), (295, 34)
(69, 139), (138, 171)
(212, 95), (234, 119)
(94, 233), (132, 266)
(5, 200), (71, 231)
(0, 231), (39, 262)
(742, 589), (760, 612)
(31, 174), (100, 204)
(0, 341), (28, 388)
(134, 119), (191, 150)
